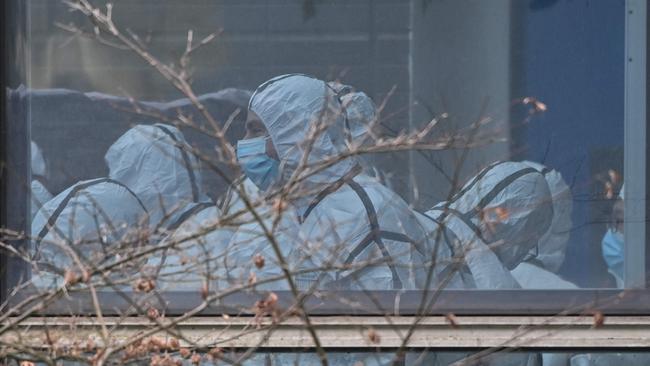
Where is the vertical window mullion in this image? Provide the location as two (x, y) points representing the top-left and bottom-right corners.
(623, 0), (647, 288)
(1, 0), (30, 298)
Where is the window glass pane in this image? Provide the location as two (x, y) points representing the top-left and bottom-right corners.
(3, 0), (645, 307)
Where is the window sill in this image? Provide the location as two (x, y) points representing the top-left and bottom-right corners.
(4, 315), (650, 349)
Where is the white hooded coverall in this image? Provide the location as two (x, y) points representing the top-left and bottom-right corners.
(244, 74), (430, 291)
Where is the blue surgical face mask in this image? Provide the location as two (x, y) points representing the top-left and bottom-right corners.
(601, 229), (624, 281)
(237, 136), (279, 191)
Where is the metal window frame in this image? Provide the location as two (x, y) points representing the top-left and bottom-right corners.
(624, 0), (648, 288)
(7, 289), (650, 316)
(2, 1), (650, 324)
(1, 0), (30, 302)
(0, 0), (6, 305)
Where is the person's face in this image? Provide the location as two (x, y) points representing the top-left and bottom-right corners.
(244, 111), (279, 160)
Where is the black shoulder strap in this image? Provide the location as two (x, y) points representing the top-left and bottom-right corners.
(299, 168), (429, 290)
(155, 201), (216, 278)
(421, 211), (461, 256)
(31, 174), (52, 211)
(344, 180), (402, 289)
(32, 174), (49, 188)
(166, 202), (215, 232)
(34, 178), (148, 248)
(449, 161), (506, 203)
(429, 206), (487, 244)
(218, 175), (246, 212)
(428, 161), (505, 227)
(524, 257), (545, 268)
(436, 166), (541, 229)
(106, 178), (149, 214)
(468, 167), (539, 220)
(427, 167), (545, 286)
(421, 210), (479, 286)
(301, 165), (362, 223)
(154, 124), (200, 202)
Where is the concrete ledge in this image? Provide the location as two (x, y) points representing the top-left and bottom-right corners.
(4, 316), (650, 349)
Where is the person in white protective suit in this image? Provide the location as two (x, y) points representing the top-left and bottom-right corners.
(149, 89), (285, 291)
(105, 123), (211, 232)
(30, 141), (53, 218)
(149, 88), (303, 291)
(417, 160), (554, 290)
(217, 82), (378, 233)
(511, 161), (577, 289)
(153, 79), (397, 292)
(147, 179), (251, 291)
(502, 162), (577, 366)
(31, 123), (208, 287)
(219, 82), (380, 223)
(222, 74), (426, 366)
(144, 202), (223, 291)
(333, 84), (394, 189)
(570, 352), (650, 366)
(147, 177), (263, 291)
(31, 177), (150, 287)
(406, 161), (553, 366)
(235, 73), (429, 292)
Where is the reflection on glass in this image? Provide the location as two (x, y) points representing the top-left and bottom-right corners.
(4, 0), (632, 295)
